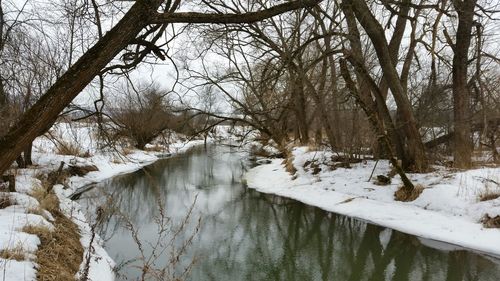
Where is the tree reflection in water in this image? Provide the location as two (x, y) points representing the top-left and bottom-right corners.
(79, 145), (500, 281)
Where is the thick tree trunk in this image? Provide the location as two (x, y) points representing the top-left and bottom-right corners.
(340, 59), (415, 192)
(0, 78), (6, 108)
(341, 2), (406, 165)
(347, 0), (428, 172)
(24, 143), (33, 166)
(452, 0), (477, 168)
(291, 73), (309, 144)
(0, 0), (163, 175)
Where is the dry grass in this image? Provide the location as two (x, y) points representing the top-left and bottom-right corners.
(250, 145), (272, 158)
(283, 158), (297, 175)
(121, 147), (134, 155)
(30, 186), (59, 213)
(473, 172), (500, 202)
(67, 165), (98, 177)
(144, 144), (165, 152)
(26, 207), (52, 221)
(0, 193), (14, 209)
(282, 150), (297, 176)
(482, 215), (500, 228)
(111, 157), (123, 164)
(479, 191), (500, 202)
(394, 184), (424, 202)
(55, 141), (90, 158)
(307, 144), (319, 152)
(23, 195), (83, 281)
(0, 245), (26, 261)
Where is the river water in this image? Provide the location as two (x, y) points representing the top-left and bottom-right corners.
(79, 145), (500, 281)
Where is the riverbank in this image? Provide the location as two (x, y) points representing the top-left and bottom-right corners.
(0, 122), (207, 280)
(246, 146), (500, 258)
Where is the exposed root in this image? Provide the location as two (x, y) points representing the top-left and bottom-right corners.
(394, 184), (424, 202)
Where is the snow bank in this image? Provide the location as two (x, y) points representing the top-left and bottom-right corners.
(246, 146), (500, 258)
(0, 123), (207, 280)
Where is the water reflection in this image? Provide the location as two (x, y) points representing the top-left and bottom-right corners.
(79, 145), (500, 281)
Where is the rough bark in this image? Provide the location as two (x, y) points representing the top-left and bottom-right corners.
(452, 0), (477, 168)
(341, 1), (406, 165)
(340, 59), (415, 192)
(291, 72), (309, 144)
(347, 0), (428, 172)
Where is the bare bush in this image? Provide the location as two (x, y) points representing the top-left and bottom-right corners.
(112, 82), (184, 150)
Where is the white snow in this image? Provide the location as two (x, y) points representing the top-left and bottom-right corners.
(245, 146), (500, 258)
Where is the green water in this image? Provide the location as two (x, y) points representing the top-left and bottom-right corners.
(79, 145), (500, 280)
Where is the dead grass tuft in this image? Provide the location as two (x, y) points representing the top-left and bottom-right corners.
(0, 193), (14, 209)
(67, 164), (98, 177)
(250, 145), (272, 158)
(481, 215), (500, 228)
(26, 207), (52, 221)
(30, 186), (59, 213)
(479, 192), (500, 202)
(0, 245), (26, 261)
(283, 158), (297, 175)
(55, 141), (90, 158)
(394, 184), (424, 202)
(121, 147), (134, 155)
(144, 145), (165, 152)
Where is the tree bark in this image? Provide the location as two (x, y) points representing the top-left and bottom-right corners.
(0, 0), (164, 175)
(452, 0), (477, 168)
(346, 0), (428, 172)
(341, 1), (406, 165)
(340, 59), (415, 192)
(291, 72), (309, 144)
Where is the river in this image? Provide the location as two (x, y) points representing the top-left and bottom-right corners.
(79, 145), (500, 281)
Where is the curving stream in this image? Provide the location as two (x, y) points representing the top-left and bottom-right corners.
(79, 145), (500, 281)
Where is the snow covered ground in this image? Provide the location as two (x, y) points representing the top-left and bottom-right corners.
(0, 122), (207, 281)
(246, 146), (500, 258)
(2, 123), (498, 280)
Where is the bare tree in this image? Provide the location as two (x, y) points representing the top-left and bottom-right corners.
(450, 0), (477, 168)
(0, 0), (323, 176)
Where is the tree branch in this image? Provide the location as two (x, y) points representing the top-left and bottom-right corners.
(151, 0), (323, 24)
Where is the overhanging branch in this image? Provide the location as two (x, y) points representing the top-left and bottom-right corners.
(151, 0), (323, 24)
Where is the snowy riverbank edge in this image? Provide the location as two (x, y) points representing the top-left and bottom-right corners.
(61, 139), (207, 281)
(0, 136), (207, 281)
(245, 147), (500, 259)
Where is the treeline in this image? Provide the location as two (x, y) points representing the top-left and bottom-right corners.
(0, 0), (498, 178)
(186, 0), (499, 172)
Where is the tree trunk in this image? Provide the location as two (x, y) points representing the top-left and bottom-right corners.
(452, 0), (477, 168)
(24, 143), (33, 166)
(340, 59), (415, 192)
(341, 2), (406, 166)
(291, 73), (309, 144)
(0, 78), (6, 108)
(347, 0), (428, 172)
(16, 155), (26, 169)
(0, 0), (164, 175)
